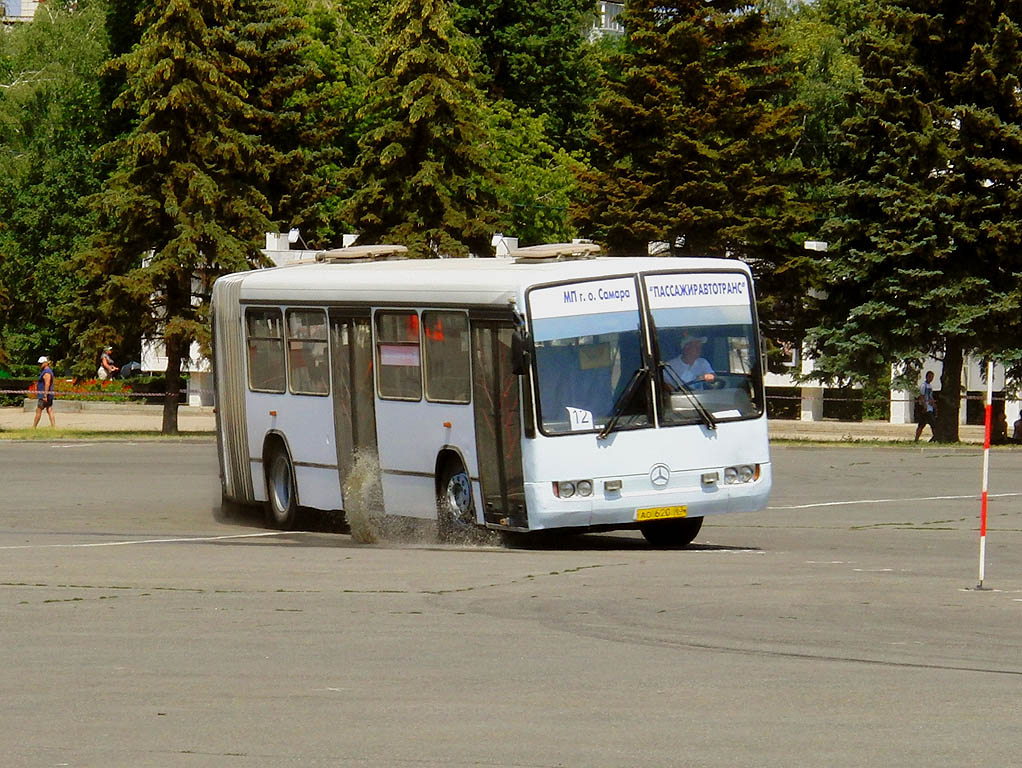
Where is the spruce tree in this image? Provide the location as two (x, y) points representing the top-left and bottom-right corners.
(808, 0), (1022, 441)
(344, 0), (498, 258)
(76, 0), (270, 433)
(573, 0), (811, 273)
(232, 0), (338, 241)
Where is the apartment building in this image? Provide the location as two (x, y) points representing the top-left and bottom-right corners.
(2, 0), (41, 23)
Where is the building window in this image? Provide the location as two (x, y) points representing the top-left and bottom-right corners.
(376, 311), (422, 400)
(246, 308), (286, 393)
(591, 2), (624, 39)
(423, 311), (471, 403)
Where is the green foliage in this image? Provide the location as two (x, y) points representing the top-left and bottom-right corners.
(234, 0), (341, 243)
(574, 0), (816, 354)
(74, 0), (276, 429)
(485, 101), (583, 244)
(771, 0), (864, 171)
(343, 0), (499, 257)
(6, 0), (1022, 440)
(300, 0), (376, 244)
(0, 0), (109, 370)
(576, 0), (812, 252)
(807, 0), (1022, 440)
(451, 0), (601, 151)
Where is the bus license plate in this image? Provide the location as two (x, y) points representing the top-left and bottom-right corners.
(636, 505), (688, 521)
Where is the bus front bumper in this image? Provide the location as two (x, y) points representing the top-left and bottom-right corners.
(521, 462), (772, 532)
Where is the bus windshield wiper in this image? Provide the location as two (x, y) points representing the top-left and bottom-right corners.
(598, 366), (648, 440)
(659, 362), (717, 431)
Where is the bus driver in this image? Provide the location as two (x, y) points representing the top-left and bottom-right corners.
(666, 334), (715, 388)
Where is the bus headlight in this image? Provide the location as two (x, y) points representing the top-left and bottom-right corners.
(723, 464), (759, 484)
(555, 481), (576, 498)
(553, 480), (594, 498)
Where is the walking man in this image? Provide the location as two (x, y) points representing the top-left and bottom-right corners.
(914, 370), (937, 442)
(33, 355), (56, 428)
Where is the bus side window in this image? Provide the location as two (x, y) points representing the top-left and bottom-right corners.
(286, 309), (329, 396)
(423, 310), (470, 403)
(245, 308), (285, 393)
(375, 310), (422, 400)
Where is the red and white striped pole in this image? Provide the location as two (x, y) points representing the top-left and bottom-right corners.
(977, 360), (993, 589)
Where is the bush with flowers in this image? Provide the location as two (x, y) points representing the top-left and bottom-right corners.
(28, 377), (134, 403)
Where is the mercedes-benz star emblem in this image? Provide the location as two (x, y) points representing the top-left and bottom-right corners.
(649, 463), (671, 487)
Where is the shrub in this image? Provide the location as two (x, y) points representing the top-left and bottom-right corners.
(28, 377), (134, 403)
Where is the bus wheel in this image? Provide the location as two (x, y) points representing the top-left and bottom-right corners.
(640, 517), (703, 548)
(437, 461), (475, 542)
(265, 446), (299, 530)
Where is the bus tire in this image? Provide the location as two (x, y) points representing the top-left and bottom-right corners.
(437, 460), (475, 542)
(265, 445), (299, 530)
(640, 516), (702, 548)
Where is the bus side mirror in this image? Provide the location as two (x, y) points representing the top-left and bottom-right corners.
(511, 330), (530, 375)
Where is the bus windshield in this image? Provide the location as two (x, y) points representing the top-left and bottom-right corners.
(529, 277), (650, 435)
(644, 271), (763, 425)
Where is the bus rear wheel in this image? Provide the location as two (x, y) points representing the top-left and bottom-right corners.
(265, 446), (299, 530)
(640, 516), (703, 548)
(437, 461), (476, 542)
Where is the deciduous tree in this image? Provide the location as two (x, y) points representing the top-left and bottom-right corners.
(0, 0), (109, 372)
(451, 0), (600, 151)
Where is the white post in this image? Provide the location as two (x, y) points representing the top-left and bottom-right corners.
(800, 386), (824, 422)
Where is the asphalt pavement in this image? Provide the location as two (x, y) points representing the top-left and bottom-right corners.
(2, 441), (1019, 768)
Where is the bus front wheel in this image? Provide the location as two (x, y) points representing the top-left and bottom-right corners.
(640, 516), (703, 548)
(437, 461), (475, 542)
(265, 446), (299, 530)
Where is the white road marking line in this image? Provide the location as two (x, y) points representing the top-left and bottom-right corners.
(768, 492), (1022, 511)
(0, 531), (295, 550)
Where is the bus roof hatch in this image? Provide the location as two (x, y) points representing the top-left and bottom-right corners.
(316, 244), (409, 263)
(512, 242), (601, 263)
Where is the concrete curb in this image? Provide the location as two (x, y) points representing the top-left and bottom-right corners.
(21, 399), (213, 415)
(0, 405), (998, 444)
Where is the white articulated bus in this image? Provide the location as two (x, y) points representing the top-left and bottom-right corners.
(211, 243), (771, 546)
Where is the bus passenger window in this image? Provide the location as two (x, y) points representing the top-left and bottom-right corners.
(375, 311), (422, 400)
(423, 311), (470, 403)
(286, 309), (329, 396)
(245, 308), (285, 393)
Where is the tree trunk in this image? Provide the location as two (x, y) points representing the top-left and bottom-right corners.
(934, 339), (963, 443)
(162, 332), (182, 435)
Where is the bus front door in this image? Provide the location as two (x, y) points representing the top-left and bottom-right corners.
(471, 322), (527, 528)
(329, 312), (382, 518)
